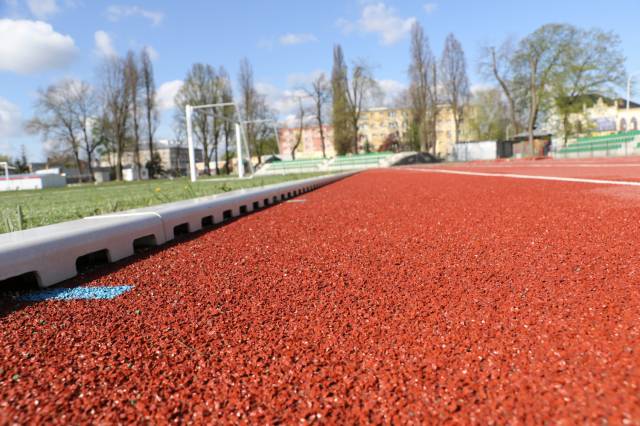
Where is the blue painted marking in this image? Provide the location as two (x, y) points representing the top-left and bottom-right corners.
(17, 286), (133, 302)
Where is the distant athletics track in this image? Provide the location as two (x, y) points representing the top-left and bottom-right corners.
(2, 161), (640, 423)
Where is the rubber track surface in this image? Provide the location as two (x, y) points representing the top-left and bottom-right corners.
(1, 170), (640, 423)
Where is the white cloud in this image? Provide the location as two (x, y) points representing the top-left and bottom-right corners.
(0, 19), (76, 73)
(336, 17), (355, 34)
(279, 33), (317, 46)
(377, 79), (406, 106)
(107, 5), (164, 26)
(94, 30), (116, 57)
(0, 97), (22, 151)
(338, 2), (415, 46)
(27, 0), (59, 19)
(423, 3), (438, 14)
(157, 80), (183, 111)
(256, 82), (311, 120)
(286, 70), (325, 88)
(143, 45), (158, 61)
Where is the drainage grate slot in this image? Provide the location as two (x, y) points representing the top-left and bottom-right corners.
(264, 198), (270, 206)
(133, 234), (157, 252)
(201, 215), (214, 227)
(239, 205), (248, 214)
(281, 194), (286, 201)
(76, 249), (110, 273)
(173, 223), (190, 237)
(273, 196), (278, 204)
(0, 271), (41, 292)
(253, 201), (260, 210)
(223, 210), (233, 221)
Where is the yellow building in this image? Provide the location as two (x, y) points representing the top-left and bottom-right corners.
(358, 107), (411, 151)
(359, 106), (470, 158)
(556, 96), (640, 136)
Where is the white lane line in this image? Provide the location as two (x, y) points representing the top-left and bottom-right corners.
(443, 163), (640, 169)
(405, 167), (640, 187)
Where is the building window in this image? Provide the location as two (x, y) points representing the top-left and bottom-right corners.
(631, 118), (638, 131)
(620, 118), (627, 132)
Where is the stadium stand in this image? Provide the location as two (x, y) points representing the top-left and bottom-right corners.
(556, 131), (640, 157)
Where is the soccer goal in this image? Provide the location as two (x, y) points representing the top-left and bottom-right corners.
(184, 102), (254, 182)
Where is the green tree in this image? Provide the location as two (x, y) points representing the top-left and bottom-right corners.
(331, 44), (351, 155)
(512, 24), (577, 152)
(465, 88), (510, 141)
(551, 28), (626, 145)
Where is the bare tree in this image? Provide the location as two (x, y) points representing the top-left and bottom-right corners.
(238, 58), (271, 165)
(140, 48), (159, 176)
(479, 38), (522, 138)
(74, 82), (99, 180)
(218, 67), (235, 174)
(238, 58), (258, 165)
(408, 22), (435, 152)
(441, 33), (470, 144)
(125, 50), (142, 178)
(305, 73), (331, 158)
(26, 79), (98, 181)
(291, 98), (305, 160)
(344, 60), (380, 154)
(101, 56), (130, 180)
(174, 63), (219, 175)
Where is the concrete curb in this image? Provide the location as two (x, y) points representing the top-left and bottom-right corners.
(0, 172), (354, 288)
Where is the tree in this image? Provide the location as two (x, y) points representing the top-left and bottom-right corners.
(238, 58), (271, 166)
(291, 98), (305, 160)
(305, 73), (331, 158)
(552, 28), (626, 145)
(124, 50), (142, 178)
(331, 44), (351, 155)
(344, 60), (380, 154)
(218, 67), (235, 174)
(140, 48), (159, 176)
(100, 56), (130, 180)
(479, 38), (523, 139)
(26, 79), (98, 181)
(174, 63), (219, 175)
(512, 24), (577, 152)
(13, 145), (29, 173)
(408, 22), (434, 152)
(441, 33), (470, 144)
(465, 88), (510, 141)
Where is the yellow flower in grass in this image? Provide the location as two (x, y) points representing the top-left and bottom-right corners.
(155, 187), (161, 192)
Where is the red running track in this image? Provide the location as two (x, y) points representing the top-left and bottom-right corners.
(417, 156), (640, 182)
(2, 169), (640, 423)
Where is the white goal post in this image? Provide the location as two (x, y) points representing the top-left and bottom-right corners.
(184, 102), (254, 182)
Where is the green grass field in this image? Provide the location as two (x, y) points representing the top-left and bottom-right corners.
(0, 173), (330, 234)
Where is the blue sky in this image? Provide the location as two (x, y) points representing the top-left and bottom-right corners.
(1, 0), (639, 161)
